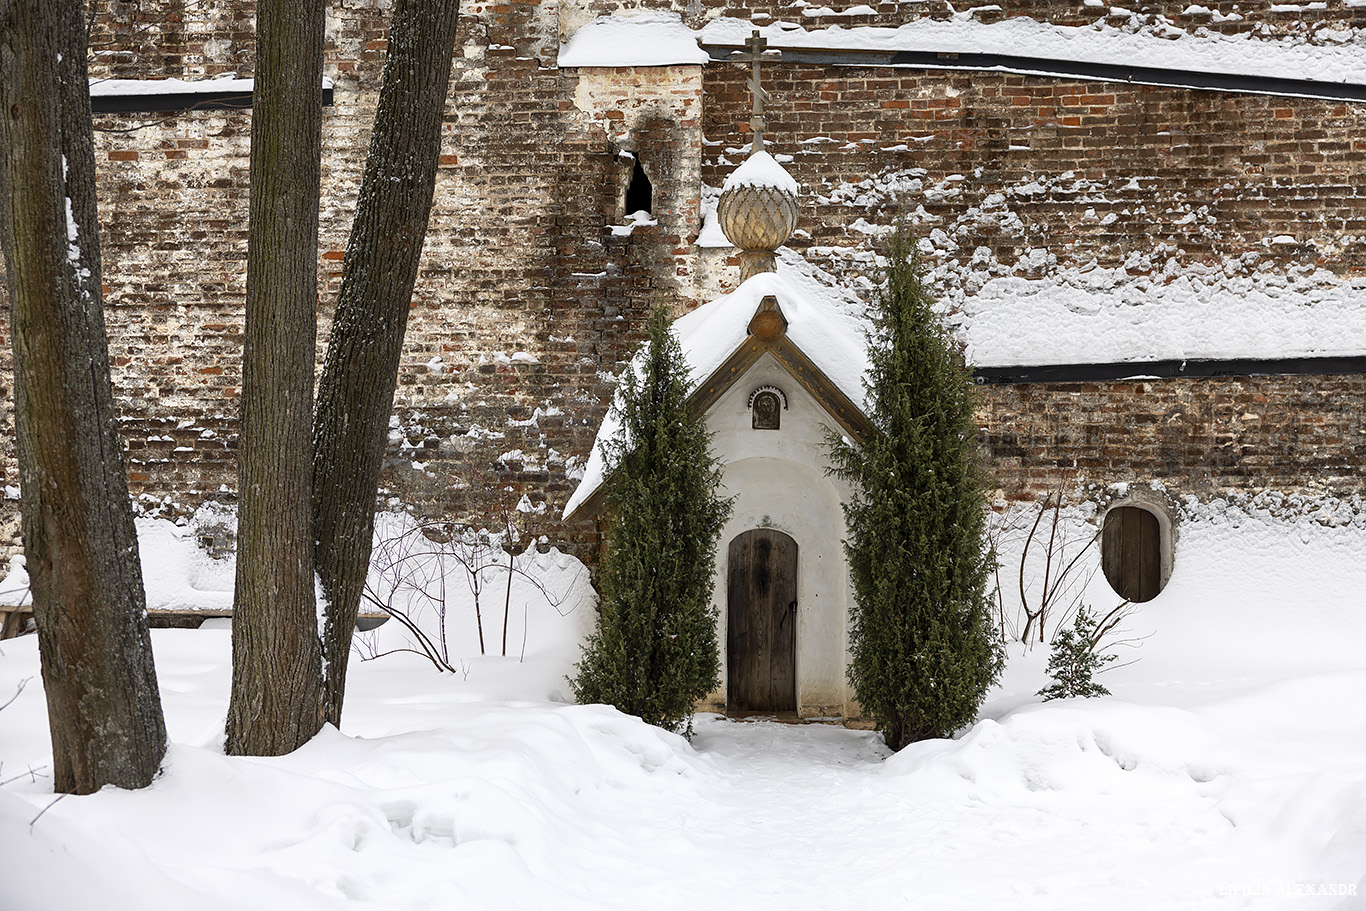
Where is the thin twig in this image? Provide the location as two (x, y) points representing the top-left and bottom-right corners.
(1018, 500), (1048, 640)
(0, 677), (30, 713)
(30, 792), (68, 831)
(1, 764), (49, 788)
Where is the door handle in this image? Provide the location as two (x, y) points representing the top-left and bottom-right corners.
(789, 601), (797, 614)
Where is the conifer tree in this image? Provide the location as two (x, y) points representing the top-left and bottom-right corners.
(572, 308), (732, 734)
(1037, 607), (1115, 701)
(828, 228), (1003, 751)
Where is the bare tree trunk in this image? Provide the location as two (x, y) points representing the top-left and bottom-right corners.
(0, 0), (166, 793)
(226, 0), (326, 755)
(312, 0), (461, 726)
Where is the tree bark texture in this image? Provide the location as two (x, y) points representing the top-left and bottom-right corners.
(226, 0), (326, 756)
(0, 0), (167, 793)
(312, 0), (461, 726)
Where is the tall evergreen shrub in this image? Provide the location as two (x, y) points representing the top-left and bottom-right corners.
(571, 308), (733, 734)
(828, 229), (1004, 750)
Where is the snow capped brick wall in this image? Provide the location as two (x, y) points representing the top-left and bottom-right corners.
(695, 51), (1366, 503)
(0, 1), (707, 560)
(701, 65), (1366, 283)
(4, 0), (1366, 559)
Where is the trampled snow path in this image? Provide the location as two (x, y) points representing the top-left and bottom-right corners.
(672, 713), (1347, 911)
(688, 717), (895, 901)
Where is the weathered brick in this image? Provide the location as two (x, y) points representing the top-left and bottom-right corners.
(2, 0), (1365, 561)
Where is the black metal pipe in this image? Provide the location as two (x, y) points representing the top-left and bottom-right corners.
(972, 356), (1366, 385)
(701, 44), (1366, 103)
(92, 85), (334, 114)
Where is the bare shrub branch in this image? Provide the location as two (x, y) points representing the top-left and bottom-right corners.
(354, 505), (585, 672)
(994, 479), (1143, 664)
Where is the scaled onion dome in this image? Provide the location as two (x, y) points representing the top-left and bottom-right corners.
(716, 150), (799, 281)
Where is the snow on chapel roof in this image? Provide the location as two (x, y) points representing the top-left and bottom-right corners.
(562, 270), (870, 520)
(677, 270), (867, 405)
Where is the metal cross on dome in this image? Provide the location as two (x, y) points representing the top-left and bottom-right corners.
(730, 30), (782, 153)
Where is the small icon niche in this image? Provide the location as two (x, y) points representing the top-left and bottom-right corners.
(749, 385), (786, 430)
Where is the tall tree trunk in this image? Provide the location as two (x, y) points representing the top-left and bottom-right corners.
(0, 0), (167, 793)
(226, 0), (326, 755)
(312, 0), (461, 726)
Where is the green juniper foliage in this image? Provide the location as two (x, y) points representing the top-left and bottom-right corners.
(1038, 607), (1115, 701)
(571, 308), (733, 734)
(827, 228), (1004, 751)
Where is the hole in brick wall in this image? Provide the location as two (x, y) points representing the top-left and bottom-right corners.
(624, 156), (653, 216)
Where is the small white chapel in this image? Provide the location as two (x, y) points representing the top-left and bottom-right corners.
(563, 129), (877, 720)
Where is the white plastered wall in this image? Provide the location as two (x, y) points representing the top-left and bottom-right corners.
(702, 352), (857, 718)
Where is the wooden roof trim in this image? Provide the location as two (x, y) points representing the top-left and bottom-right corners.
(563, 475), (609, 525)
(688, 337), (769, 416)
(766, 341), (873, 442)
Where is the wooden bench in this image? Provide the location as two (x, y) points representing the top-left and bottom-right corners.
(0, 606), (389, 639)
(0, 605), (30, 639)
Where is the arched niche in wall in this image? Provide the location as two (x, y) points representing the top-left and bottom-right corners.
(1100, 497), (1175, 603)
(748, 384), (786, 430)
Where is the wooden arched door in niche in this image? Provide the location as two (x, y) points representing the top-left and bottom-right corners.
(1101, 505), (1163, 602)
(727, 529), (797, 712)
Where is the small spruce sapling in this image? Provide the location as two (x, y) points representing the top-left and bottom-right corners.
(1037, 606), (1115, 700)
(571, 308), (733, 735)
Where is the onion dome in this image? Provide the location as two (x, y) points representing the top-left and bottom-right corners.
(717, 150), (799, 281)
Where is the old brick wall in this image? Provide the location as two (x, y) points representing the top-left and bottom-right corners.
(3, 0), (1366, 562)
(702, 65), (1366, 279)
(979, 374), (1366, 502)
(2, 0), (705, 560)
(699, 62), (1366, 505)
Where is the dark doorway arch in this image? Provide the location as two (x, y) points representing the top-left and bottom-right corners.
(727, 529), (797, 712)
(1101, 505), (1164, 602)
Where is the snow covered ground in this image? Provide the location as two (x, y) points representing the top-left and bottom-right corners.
(2, 506), (1366, 910)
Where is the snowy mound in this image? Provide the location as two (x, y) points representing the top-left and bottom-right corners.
(135, 516), (236, 613)
(0, 513), (238, 612)
(721, 151), (800, 195)
(4, 637), (1366, 908)
(6, 494), (1366, 906)
(0, 697), (709, 911)
(558, 11), (709, 68)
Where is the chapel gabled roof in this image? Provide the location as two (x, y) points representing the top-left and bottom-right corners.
(562, 271), (872, 523)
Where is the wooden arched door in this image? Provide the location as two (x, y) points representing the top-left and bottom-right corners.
(727, 529), (797, 712)
(1101, 506), (1162, 602)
